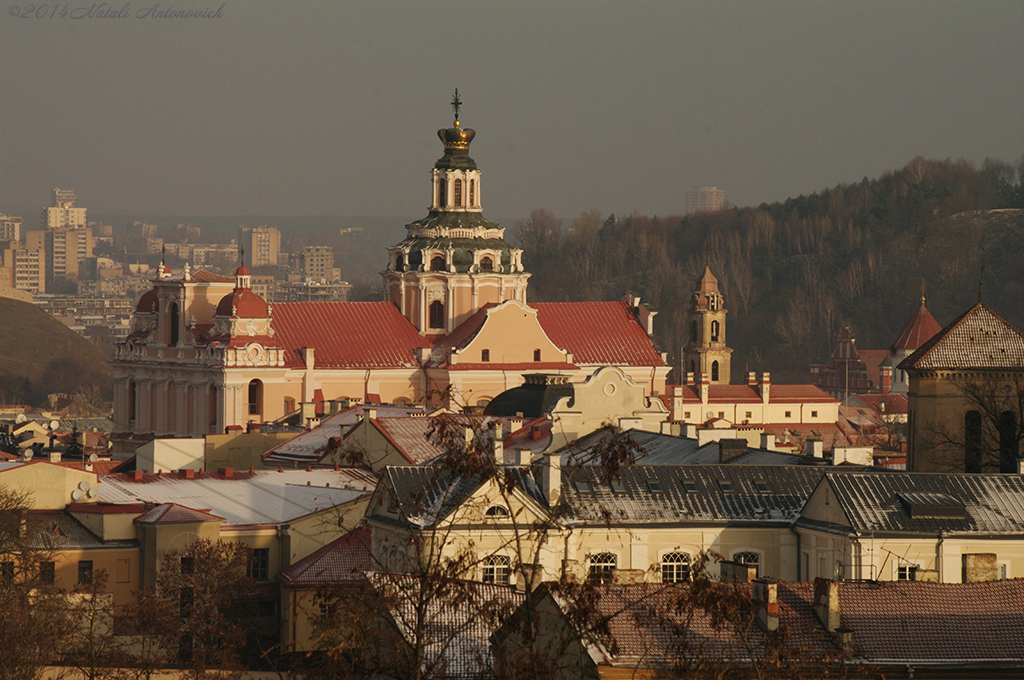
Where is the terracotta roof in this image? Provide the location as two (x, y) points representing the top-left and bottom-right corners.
(891, 298), (942, 352)
(215, 288), (269, 318)
(429, 306), (489, 365)
(856, 393), (908, 415)
(838, 579), (1024, 664)
(271, 302), (430, 369)
(134, 502), (224, 524)
(532, 301), (665, 366)
(277, 528), (372, 587)
(900, 303), (1024, 370)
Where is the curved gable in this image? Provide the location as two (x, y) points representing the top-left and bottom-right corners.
(451, 300), (570, 367)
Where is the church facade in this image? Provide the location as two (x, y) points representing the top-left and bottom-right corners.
(110, 111), (669, 451)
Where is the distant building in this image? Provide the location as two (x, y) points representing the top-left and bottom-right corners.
(26, 227), (94, 285)
(239, 225), (281, 267)
(299, 245), (334, 282)
(682, 266), (732, 384)
(0, 240), (45, 293)
(0, 215), (22, 242)
(41, 187), (87, 229)
(684, 186), (726, 214)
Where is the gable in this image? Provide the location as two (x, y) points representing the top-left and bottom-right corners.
(449, 300), (569, 367)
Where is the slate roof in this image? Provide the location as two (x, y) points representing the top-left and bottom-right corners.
(801, 471), (1024, 535)
(98, 468), (376, 525)
(276, 528), (372, 587)
(561, 465), (828, 525)
(532, 301), (665, 367)
(899, 302), (1024, 371)
(365, 571), (525, 679)
(271, 301), (430, 369)
(838, 579), (1024, 665)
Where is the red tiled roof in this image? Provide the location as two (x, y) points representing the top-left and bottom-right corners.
(134, 502), (224, 524)
(429, 306), (490, 364)
(135, 288), (158, 314)
(770, 385), (839, 403)
(857, 349), (889, 383)
(533, 301), (665, 366)
(669, 384), (836, 405)
(900, 303), (1024, 370)
(891, 298), (942, 352)
(271, 302), (429, 369)
(189, 270), (234, 283)
(857, 393), (908, 415)
(277, 528), (372, 587)
(215, 288), (269, 318)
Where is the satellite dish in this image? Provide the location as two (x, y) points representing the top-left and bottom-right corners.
(78, 481), (90, 491)
(50, 421), (60, 431)
(706, 411), (715, 420)
(71, 489), (84, 501)
(15, 414), (26, 423)
(89, 453), (99, 462)
(86, 487), (98, 499)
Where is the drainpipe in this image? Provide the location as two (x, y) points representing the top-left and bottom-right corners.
(936, 531), (944, 582)
(790, 526), (802, 581)
(562, 526), (574, 580)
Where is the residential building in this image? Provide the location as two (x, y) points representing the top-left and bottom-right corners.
(684, 186), (726, 214)
(239, 225), (281, 267)
(26, 226), (94, 284)
(0, 241), (45, 293)
(299, 245), (334, 282)
(0, 214), (22, 241)
(42, 187), (87, 229)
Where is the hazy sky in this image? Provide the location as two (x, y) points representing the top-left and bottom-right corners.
(2, 1), (1021, 221)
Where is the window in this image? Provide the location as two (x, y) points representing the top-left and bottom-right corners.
(481, 349), (490, 362)
(78, 560), (93, 585)
(395, 255), (404, 270)
(711, 320), (720, 342)
(485, 505), (509, 516)
(248, 548), (270, 580)
(588, 553), (616, 584)
(684, 411), (691, 419)
(180, 556), (195, 575)
(480, 256), (493, 271)
(533, 349), (541, 362)
(745, 411), (752, 419)
(755, 480), (772, 493)
(610, 480), (627, 493)
(785, 411), (792, 418)
(998, 563), (1008, 580)
(168, 301), (180, 346)
(718, 411), (725, 419)
(430, 255), (446, 271)
(248, 379), (263, 416)
(662, 552), (691, 583)
(40, 561), (55, 585)
(718, 479), (734, 493)
(469, 179), (475, 206)
(711, 361), (719, 381)
(733, 552), (760, 577)
(454, 179), (463, 206)
(482, 555), (510, 585)
(429, 301), (445, 329)
(1000, 410), (1017, 473)
(811, 410), (818, 418)
(437, 178), (446, 207)
(682, 479), (698, 493)
(897, 564), (918, 581)
(574, 481), (593, 493)
(319, 602), (333, 619)
(646, 480), (663, 492)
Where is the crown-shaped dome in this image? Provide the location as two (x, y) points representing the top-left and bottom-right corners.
(435, 120), (478, 170)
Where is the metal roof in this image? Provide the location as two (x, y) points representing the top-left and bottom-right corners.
(21, 510), (137, 551)
(559, 428), (809, 466)
(532, 301), (665, 366)
(807, 471), (1024, 534)
(97, 468), (376, 525)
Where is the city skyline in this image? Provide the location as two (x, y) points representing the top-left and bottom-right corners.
(1, 1), (1021, 220)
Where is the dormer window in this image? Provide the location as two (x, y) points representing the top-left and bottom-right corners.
(480, 256), (493, 272)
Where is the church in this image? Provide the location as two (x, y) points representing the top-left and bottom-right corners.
(110, 106), (670, 450)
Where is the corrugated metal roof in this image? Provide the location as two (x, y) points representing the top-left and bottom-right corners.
(135, 503), (224, 524)
(272, 301), (430, 369)
(97, 468), (376, 525)
(814, 471), (1024, 534)
(901, 303), (1024, 370)
(533, 301), (665, 366)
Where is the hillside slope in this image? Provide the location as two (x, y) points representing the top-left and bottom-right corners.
(0, 297), (113, 406)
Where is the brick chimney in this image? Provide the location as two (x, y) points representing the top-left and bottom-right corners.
(760, 372), (771, 404)
(752, 579), (779, 632)
(813, 578), (840, 632)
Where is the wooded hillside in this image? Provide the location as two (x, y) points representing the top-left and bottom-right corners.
(518, 156), (1024, 384)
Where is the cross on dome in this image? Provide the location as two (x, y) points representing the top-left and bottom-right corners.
(451, 89), (462, 122)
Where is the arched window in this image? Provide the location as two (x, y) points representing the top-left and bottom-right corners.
(588, 553), (616, 584)
(429, 301), (445, 329)
(689, 360), (696, 375)
(430, 255), (446, 271)
(690, 319), (698, 342)
(661, 552), (691, 583)
(127, 380), (136, 423)
(248, 379), (263, 416)
(711, 361), (720, 381)
(454, 179), (463, 206)
(168, 301), (180, 347)
(965, 410), (983, 473)
(482, 555), (510, 585)
(1000, 410), (1017, 473)
(485, 505), (508, 517)
(480, 256), (493, 271)
(437, 178), (446, 207)
(711, 320), (720, 342)
(395, 255), (404, 271)
(469, 179), (476, 206)
(733, 551), (760, 577)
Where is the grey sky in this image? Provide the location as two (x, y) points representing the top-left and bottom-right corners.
(2, 1), (1021, 221)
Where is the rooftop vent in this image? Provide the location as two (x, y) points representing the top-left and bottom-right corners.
(896, 492), (966, 519)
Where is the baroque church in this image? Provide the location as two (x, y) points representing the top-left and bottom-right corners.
(111, 108), (670, 451)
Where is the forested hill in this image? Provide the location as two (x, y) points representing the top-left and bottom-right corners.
(517, 157), (1024, 384)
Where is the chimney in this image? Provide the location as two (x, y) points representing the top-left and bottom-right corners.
(178, 469), (195, 479)
(219, 467), (234, 479)
(682, 423), (698, 439)
(836, 628), (855, 660)
(760, 433), (776, 451)
(699, 373), (709, 404)
(747, 371), (757, 386)
(685, 371), (694, 386)
(517, 447), (532, 466)
(49, 450), (62, 463)
(300, 402), (317, 425)
(531, 424), (543, 440)
(516, 563), (543, 592)
(541, 453), (561, 506)
(719, 438), (747, 463)
(367, 408), (377, 420)
(962, 553), (997, 583)
(133, 470), (144, 481)
(492, 422), (504, 464)
(760, 372), (771, 404)
(806, 440), (824, 458)
(813, 578), (840, 633)
(752, 579), (779, 632)
(879, 364), (892, 394)
(246, 421), (261, 433)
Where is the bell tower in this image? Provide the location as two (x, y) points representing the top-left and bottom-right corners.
(683, 267), (732, 384)
(383, 92), (530, 337)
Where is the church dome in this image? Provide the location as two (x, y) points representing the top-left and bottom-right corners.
(136, 288), (158, 314)
(215, 288), (269, 319)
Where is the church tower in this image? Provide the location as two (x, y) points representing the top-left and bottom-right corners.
(682, 267), (732, 384)
(383, 92), (530, 336)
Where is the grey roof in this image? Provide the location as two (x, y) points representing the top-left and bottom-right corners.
(24, 510), (137, 551)
(900, 303), (1024, 371)
(804, 472), (1024, 535)
(561, 465), (828, 525)
(561, 428), (811, 466)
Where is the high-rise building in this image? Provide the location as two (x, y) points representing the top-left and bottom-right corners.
(684, 186), (726, 215)
(26, 227), (93, 284)
(299, 246), (334, 282)
(239, 226), (281, 267)
(1, 241), (45, 293)
(0, 215), (22, 242)
(42, 187), (87, 229)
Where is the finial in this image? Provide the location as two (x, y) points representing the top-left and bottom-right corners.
(451, 89), (462, 124)
(920, 279), (926, 306)
(240, 244), (246, 268)
(978, 263), (984, 303)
